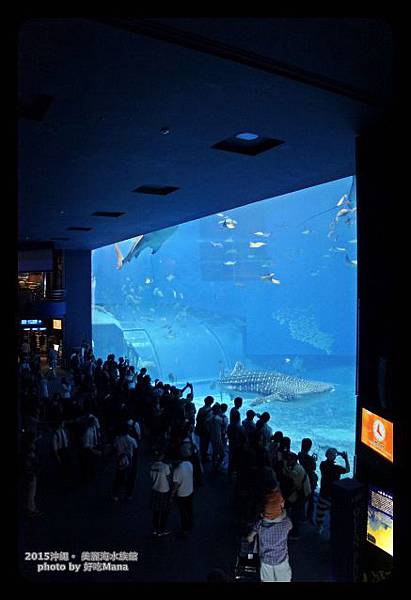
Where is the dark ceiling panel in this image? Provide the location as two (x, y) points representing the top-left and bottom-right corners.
(18, 18), (392, 250)
(93, 17), (383, 105)
(212, 135), (284, 156)
(92, 211), (125, 217)
(67, 227), (93, 231)
(133, 186), (179, 195)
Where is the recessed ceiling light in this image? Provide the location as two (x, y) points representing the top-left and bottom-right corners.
(212, 133), (284, 156)
(235, 132), (259, 141)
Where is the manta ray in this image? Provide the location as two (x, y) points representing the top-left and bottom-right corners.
(114, 225), (178, 269)
(218, 361), (334, 404)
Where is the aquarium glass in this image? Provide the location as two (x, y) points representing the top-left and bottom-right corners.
(92, 176), (357, 465)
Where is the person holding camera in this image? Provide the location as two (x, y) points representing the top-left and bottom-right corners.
(315, 447), (350, 534)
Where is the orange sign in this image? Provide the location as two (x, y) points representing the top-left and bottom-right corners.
(53, 319), (62, 330)
(361, 408), (393, 462)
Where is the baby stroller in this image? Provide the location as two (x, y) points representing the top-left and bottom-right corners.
(234, 536), (260, 581)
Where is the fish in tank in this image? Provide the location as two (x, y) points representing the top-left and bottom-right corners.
(92, 175), (357, 469)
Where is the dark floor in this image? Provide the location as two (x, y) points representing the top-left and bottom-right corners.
(19, 432), (333, 583)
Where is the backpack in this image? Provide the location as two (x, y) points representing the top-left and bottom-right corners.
(299, 472), (312, 499)
(117, 452), (131, 470)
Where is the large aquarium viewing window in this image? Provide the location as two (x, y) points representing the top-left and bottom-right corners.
(92, 176), (357, 462)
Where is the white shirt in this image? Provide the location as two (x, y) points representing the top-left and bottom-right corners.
(82, 426), (98, 449)
(113, 434), (137, 460)
(150, 461), (171, 493)
(52, 428), (69, 451)
(173, 461), (194, 497)
(288, 463), (311, 495)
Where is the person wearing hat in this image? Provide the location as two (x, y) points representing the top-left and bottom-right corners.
(315, 447), (350, 534)
(149, 448), (172, 536)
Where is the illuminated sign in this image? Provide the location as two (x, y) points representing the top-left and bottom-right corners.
(361, 408), (393, 463)
(21, 319), (42, 325)
(367, 486), (393, 557)
(53, 319), (62, 330)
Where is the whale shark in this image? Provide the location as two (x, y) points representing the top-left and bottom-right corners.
(115, 225), (178, 269)
(218, 361), (335, 404)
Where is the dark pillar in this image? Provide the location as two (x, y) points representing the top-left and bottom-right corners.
(64, 250), (92, 357)
(356, 120), (394, 413)
(354, 116), (397, 582)
(330, 479), (367, 582)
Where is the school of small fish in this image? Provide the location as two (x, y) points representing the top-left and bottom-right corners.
(117, 184), (356, 331)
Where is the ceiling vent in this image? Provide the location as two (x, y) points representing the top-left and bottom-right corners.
(92, 211), (125, 218)
(67, 226), (92, 231)
(133, 185), (179, 195)
(212, 133), (284, 156)
(18, 94), (53, 121)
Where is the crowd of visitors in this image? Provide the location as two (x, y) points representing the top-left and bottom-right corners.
(18, 346), (350, 582)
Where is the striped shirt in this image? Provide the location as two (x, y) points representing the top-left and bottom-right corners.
(252, 514), (292, 566)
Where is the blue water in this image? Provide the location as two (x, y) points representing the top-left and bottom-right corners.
(92, 176), (357, 468)
(191, 358), (356, 471)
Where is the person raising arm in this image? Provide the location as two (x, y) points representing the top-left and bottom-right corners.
(338, 450), (350, 474)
